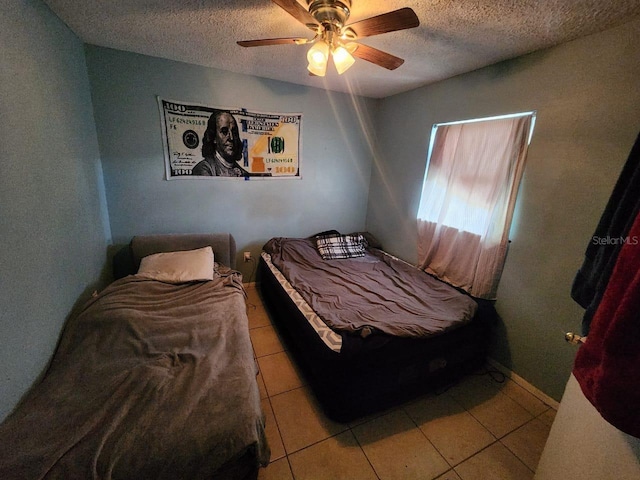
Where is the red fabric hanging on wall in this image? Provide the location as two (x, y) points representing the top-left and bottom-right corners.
(573, 210), (640, 438)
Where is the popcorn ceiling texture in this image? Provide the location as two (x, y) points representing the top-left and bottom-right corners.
(43, 0), (640, 98)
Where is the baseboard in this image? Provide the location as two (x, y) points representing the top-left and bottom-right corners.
(487, 358), (560, 410)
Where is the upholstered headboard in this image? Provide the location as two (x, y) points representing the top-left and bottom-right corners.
(112, 233), (237, 280)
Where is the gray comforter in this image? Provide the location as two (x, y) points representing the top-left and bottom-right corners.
(264, 237), (478, 338)
(0, 266), (269, 479)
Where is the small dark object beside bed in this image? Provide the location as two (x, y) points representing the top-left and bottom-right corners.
(0, 234), (269, 480)
(259, 233), (497, 422)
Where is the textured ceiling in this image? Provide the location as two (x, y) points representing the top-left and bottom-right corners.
(44, 0), (640, 98)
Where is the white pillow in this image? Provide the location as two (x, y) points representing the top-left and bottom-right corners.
(136, 246), (214, 283)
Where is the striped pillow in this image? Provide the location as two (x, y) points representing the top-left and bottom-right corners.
(315, 233), (366, 260)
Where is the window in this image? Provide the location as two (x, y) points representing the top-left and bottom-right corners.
(417, 112), (536, 299)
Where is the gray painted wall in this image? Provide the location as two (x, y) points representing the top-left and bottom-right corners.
(85, 46), (377, 279)
(366, 18), (640, 400)
(0, 0), (111, 420)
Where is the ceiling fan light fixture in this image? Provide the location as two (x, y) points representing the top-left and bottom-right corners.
(332, 44), (355, 74)
(344, 41), (358, 53)
(239, 2), (419, 76)
(307, 40), (330, 76)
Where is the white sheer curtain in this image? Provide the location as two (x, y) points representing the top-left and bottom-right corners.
(417, 114), (534, 299)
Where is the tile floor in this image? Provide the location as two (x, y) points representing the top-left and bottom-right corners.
(245, 285), (556, 480)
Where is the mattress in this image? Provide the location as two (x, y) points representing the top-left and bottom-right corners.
(259, 235), (497, 421)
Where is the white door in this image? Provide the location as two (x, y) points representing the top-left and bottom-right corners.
(535, 374), (640, 479)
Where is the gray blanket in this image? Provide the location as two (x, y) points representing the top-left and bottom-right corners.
(264, 237), (477, 338)
(0, 267), (269, 479)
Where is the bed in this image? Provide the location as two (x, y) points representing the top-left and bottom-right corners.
(259, 232), (497, 422)
(0, 234), (270, 480)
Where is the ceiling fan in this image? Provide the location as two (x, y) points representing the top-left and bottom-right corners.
(237, 0), (420, 76)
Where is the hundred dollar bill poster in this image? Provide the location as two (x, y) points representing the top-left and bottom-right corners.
(158, 97), (301, 179)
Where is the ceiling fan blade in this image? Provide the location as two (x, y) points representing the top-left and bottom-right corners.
(346, 7), (419, 39)
(237, 37), (308, 47)
(272, 0), (318, 29)
(351, 43), (404, 70)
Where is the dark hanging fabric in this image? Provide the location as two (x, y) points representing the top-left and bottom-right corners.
(571, 131), (640, 334)
(573, 207), (640, 439)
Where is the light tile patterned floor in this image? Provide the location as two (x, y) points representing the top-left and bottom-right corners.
(245, 285), (556, 480)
